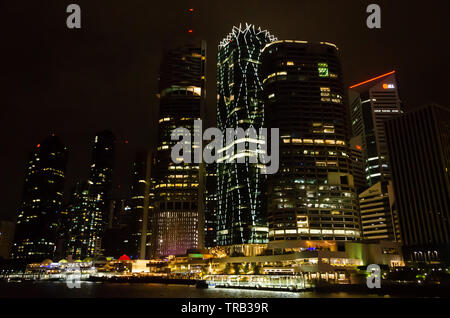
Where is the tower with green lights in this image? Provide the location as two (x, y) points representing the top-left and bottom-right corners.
(216, 24), (276, 252)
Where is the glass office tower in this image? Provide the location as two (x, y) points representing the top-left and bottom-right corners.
(261, 41), (360, 248)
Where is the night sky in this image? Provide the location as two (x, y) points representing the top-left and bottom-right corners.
(2, 0), (450, 220)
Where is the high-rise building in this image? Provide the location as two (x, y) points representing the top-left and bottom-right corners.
(12, 134), (68, 261)
(88, 130), (116, 257)
(349, 136), (367, 193)
(216, 24), (276, 251)
(349, 71), (402, 186)
(385, 104), (450, 263)
(204, 163), (217, 248)
(66, 181), (98, 259)
(359, 181), (399, 241)
(261, 40), (361, 248)
(125, 151), (152, 259)
(151, 42), (206, 257)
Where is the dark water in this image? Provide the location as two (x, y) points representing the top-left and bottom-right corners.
(0, 281), (388, 298)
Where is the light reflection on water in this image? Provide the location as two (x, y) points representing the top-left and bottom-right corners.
(0, 281), (387, 298)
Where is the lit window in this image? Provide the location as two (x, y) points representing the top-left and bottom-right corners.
(318, 63), (329, 77)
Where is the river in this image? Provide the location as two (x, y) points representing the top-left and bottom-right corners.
(0, 281), (389, 298)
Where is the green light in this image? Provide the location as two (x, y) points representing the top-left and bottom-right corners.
(318, 63), (329, 77)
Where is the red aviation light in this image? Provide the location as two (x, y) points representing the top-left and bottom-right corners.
(189, 8), (194, 12)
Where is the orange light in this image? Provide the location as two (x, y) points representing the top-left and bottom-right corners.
(37, 144), (40, 148)
(349, 71), (396, 89)
(382, 84), (388, 89)
(188, 29), (193, 33)
(356, 145), (362, 150)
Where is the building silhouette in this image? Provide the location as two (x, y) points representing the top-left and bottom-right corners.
(385, 104), (450, 263)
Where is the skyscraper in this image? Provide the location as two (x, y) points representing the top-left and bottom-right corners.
(67, 131), (116, 259)
(66, 181), (97, 259)
(261, 40), (361, 247)
(126, 151), (152, 259)
(385, 104), (450, 263)
(349, 71), (402, 186)
(87, 130), (116, 257)
(12, 134), (68, 262)
(216, 24), (276, 252)
(151, 42), (206, 257)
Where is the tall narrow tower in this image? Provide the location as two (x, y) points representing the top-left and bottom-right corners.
(216, 24), (276, 253)
(151, 42), (206, 257)
(349, 71), (402, 186)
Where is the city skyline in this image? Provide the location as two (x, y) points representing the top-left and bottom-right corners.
(3, 0), (450, 221)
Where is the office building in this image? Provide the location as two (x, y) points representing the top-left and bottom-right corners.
(216, 24), (276, 251)
(385, 104), (450, 262)
(359, 181), (399, 241)
(349, 71), (402, 186)
(261, 40), (361, 249)
(12, 134), (68, 261)
(151, 42), (206, 257)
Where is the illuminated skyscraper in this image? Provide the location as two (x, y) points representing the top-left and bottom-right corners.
(87, 130), (116, 257)
(66, 181), (97, 259)
(151, 42), (206, 257)
(349, 71), (402, 186)
(216, 24), (276, 251)
(261, 41), (361, 247)
(12, 134), (68, 261)
(66, 131), (116, 259)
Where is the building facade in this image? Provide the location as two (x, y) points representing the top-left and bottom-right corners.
(261, 40), (361, 248)
(359, 181), (399, 241)
(0, 220), (15, 259)
(385, 104), (450, 263)
(216, 24), (276, 249)
(151, 42), (206, 257)
(12, 134), (68, 262)
(349, 71), (402, 186)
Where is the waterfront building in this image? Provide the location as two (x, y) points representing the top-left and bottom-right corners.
(261, 40), (360, 249)
(151, 42), (206, 257)
(385, 104), (450, 263)
(216, 24), (276, 251)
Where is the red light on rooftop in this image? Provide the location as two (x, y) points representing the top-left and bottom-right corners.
(349, 71), (396, 89)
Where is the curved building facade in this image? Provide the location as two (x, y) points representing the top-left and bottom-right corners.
(216, 24), (276, 248)
(261, 41), (360, 247)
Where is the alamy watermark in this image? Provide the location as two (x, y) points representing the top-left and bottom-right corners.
(170, 120), (279, 175)
(366, 264), (381, 288)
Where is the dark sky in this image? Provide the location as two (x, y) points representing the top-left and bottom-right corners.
(2, 0), (450, 220)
